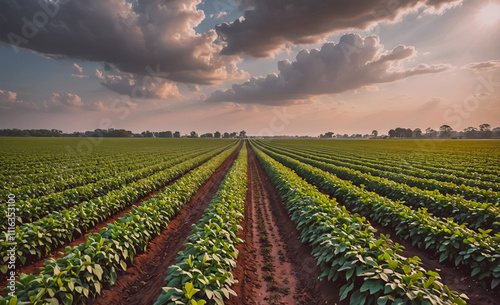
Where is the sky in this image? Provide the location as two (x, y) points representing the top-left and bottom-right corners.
(0, 0), (499, 136)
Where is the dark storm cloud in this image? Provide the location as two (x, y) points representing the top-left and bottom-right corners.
(0, 0), (245, 85)
(216, 0), (464, 57)
(206, 34), (451, 105)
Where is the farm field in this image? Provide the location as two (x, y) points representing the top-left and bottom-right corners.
(1, 138), (499, 305)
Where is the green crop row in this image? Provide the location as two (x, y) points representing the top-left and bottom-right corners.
(267, 139), (500, 183)
(251, 143), (466, 305)
(155, 145), (248, 305)
(267, 142), (500, 192)
(0, 143), (239, 305)
(1, 151), (171, 199)
(257, 142), (500, 232)
(0, 145), (234, 271)
(0, 139), (237, 199)
(0, 146), (222, 231)
(254, 143), (500, 291)
(261, 142), (500, 204)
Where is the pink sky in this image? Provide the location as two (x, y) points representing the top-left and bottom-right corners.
(0, 0), (499, 135)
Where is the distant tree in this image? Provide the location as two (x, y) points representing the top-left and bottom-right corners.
(493, 127), (500, 138)
(200, 133), (213, 138)
(413, 128), (422, 138)
(439, 125), (453, 138)
(141, 131), (154, 137)
(479, 123), (492, 138)
(157, 131), (173, 138)
(463, 127), (478, 139)
(214, 131), (221, 138)
(394, 127), (405, 138)
(479, 123), (491, 131)
(325, 131), (334, 138)
(239, 130), (247, 138)
(371, 130), (378, 138)
(190, 131), (198, 138)
(388, 129), (396, 138)
(230, 132), (237, 138)
(404, 128), (413, 138)
(173, 131), (180, 138)
(223, 132), (230, 138)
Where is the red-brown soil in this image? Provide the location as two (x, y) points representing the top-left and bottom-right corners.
(0, 145), (235, 293)
(374, 224), (500, 305)
(89, 143), (241, 305)
(0, 147), (232, 291)
(227, 143), (344, 305)
(302, 172), (500, 305)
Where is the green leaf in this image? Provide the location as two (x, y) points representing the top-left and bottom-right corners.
(377, 296), (389, 305)
(350, 290), (367, 305)
(94, 264), (103, 281)
(339, 282), (354, 301)
(471, 267), (481, 277)
(185, 281), (199, 299)
(491, 278), (500, 289)
(423, 277), (435, 289)
(8, 296), (18, 305)
(120, 260), (127, 271)
(53, 264), (61, 276)
(388, 260), (398, 271)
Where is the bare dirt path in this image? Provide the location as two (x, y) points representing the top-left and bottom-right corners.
(227, 143), (343, 305)
(90, 143), (241, 305)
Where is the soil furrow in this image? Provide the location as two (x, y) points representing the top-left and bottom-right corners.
(89, 143), (241, 305)
(286, 159), (500, 305)
(228, 143), (343, 305)
(0, 146), (234, 290)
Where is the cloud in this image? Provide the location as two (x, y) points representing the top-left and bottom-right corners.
(71, 74), (89, 79)
(216, 0), (463, 57)
(96, 69), (181, 99)
(50, 93), (83, 107)
(464, 60), (500, 73)
(206, 34), (451, 105)
(0, 0), (246, 85)
(84, 101), (110, 112)
(73, 63), (83, 74)
(42, 93), (111, 112)
(71, 63), (89, 78)
(210, 11), (229, 19)
(0, 90), (39, 110)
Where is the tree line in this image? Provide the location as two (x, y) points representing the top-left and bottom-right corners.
(386, 124), (499, 139)
(0, 128), (247, 138)
(318, 124), (499, 139)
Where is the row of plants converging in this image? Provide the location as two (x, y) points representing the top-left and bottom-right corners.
(0, 151), (171, 199)
(0, 143), (239, 305)
(154, 144), (248, 305)
(267, 142), (500, 192)
(253, 142), (500, 291)
(273, 139), (500, 183)
(0, 139), (232, 199)
(257, 141), (500, 233)
(0, 146), (221, 231)
(250, 143), (467, 305)
(0, 144), (236, 272)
